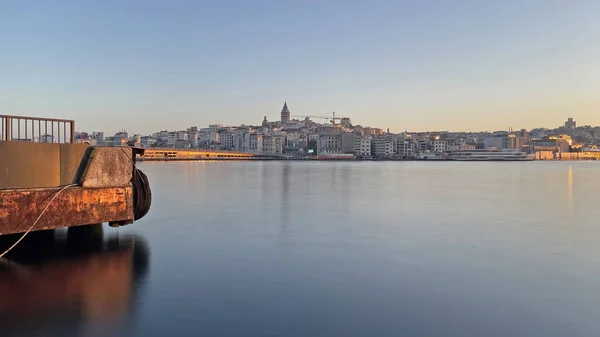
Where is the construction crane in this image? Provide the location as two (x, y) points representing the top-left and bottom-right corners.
(291, 111), (346, 125)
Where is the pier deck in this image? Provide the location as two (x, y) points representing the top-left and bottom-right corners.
(1, 115), (150, 236)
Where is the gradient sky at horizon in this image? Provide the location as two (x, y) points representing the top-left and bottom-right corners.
(1, 0), (599, 135)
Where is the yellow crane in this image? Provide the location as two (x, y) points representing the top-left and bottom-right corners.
(292, 112), (346, 125)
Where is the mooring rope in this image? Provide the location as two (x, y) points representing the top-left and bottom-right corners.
(0, 184), (77, 259)
(0, 148), (151, 258)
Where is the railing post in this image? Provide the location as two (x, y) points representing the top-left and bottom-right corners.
(70, 121), (75, 143)
(5, 116), (11, 141)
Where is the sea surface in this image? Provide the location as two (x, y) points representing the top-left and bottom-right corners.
(2, 161), (600, 337)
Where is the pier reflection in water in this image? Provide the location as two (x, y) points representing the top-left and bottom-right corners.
(0, 227), (149, 337)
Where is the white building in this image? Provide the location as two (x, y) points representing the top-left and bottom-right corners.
(220, 131), (235, 149)
(417, 139), (429, 151)
(176, 131), (188, 142)
(91, 132), (104, 146)
(188, 132), (199, 147)
(354, 136), (371, 157)
(233, 130), (251, 152)
(274, 135), (285, 155)
(75, 138), (98, 146)
(285, 132), (301, 150)
(262, 135), (283, 155)
(140, 135), (156, 147)
(448, 143), (477, 151)
(484, 136), (507, 149)
(198, 129), (210, 142)
(466, 133), (478, 144)
(154, 130), (176, 146)
(319, 134), (342, 154)
(248, 134), (263, 154)
(209, 131), (220, 143)
(114, 131), (128, 146)
(396, 138), (416, 157)
(371, 136), (394, 157)
(433, 140), (447, 153)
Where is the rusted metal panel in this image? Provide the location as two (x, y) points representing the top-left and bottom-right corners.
(0, 186), (133, 235)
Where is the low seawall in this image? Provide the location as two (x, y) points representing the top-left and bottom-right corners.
(535, 151), (600, 160)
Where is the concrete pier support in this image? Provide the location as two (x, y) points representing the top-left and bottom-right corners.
(0, 145), (148, 236)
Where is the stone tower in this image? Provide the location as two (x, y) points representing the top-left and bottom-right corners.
(281, 101), (290, 123)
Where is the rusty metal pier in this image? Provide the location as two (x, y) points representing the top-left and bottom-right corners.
(0, 115), (151, 236)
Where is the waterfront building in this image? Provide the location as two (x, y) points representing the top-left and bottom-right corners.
(219, 131), (235, 150)
(176, 131), (188, 142)
(91, 132), (104, 146)
(75, 133), (98, 145)
(319, 134), (342, 154)
(154, 130), (176, 146)
(233, 130), (249, 152)
(285, 132), (301, 152)
(341, 133), (355, 154)
(262, 135), (284, 155)
(248, 134), (263, 154)
(104, 136), (115, 146)
(140, 135), (156, 147)
(354, 136), (371, 157)
(395, 138), (416, 157)
(507, 134), (524, 150)
(114, 131), (128, 146)
(433, 140), (448, 153)
(465, 133), (478, 144)
(417, 139), (429, 151)
(274, 135), (285, 155)
(262, 135), (276, 155)
(484, 135), (508, 149)
(448, 143), (477, 152)
(530, 135), (572, 153)
(371, 135), (394, 157)
(188, 132), (199, 147)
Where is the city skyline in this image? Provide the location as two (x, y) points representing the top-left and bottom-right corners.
(91, 101), (595, 137)
(2, 1), (599, 134)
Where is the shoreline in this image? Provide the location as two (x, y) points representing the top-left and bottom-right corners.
(138, 157), (599, 162)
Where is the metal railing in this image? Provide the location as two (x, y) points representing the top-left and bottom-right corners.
(1, 115), (75, 143)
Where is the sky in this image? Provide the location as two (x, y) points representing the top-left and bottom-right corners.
(1, 0), (599, 135)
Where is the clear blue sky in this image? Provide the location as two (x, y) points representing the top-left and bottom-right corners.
(1, 0), (599, 135)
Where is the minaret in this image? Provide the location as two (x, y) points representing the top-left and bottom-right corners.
(280, 101), (290, 123)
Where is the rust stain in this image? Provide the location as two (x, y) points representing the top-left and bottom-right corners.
(0, 186), (133, 235)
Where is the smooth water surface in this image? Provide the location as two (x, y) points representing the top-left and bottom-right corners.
(2, 161), (600, 337)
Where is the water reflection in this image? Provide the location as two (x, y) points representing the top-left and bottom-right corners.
(0, 227), (149, 337)
(280, 161), (291, 232)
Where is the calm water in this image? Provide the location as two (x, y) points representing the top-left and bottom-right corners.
(2, 161), (600, 337)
